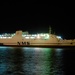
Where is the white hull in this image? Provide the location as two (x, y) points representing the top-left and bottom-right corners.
(0, 40), (75, 47)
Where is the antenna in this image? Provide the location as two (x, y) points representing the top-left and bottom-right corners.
(49, 26), (51, 34)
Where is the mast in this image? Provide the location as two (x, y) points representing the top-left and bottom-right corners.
(49, 26), (51, 34)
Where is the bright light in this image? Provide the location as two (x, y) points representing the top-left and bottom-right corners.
(11, 34), (15, 36)
(25, 37), (29, 39)
(57, 36), (62, 39)
(30, 37), (35, 39)
(40, 34), (45, 36)
(44, 34), (49, 39)
(32, 34), (36, 36)
(22, 35), (27, 37)
(3, 37), (7, 38)
(37, 34), (40, 39)
(8, 37), (12, 38)
(0, 37), (2, 38)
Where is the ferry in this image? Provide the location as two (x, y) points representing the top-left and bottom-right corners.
(0, 27), (75, 47)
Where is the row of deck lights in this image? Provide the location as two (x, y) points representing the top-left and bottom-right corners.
(0, 33), (50, 39)
(22, 34), (50, 39)
(0, 34), (15, 39)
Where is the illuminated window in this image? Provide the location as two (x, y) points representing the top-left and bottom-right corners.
(44, 34), (50, 39)
(25, 37), (29, 39)
(30, 37), (35, 39)
(37, 34), (40, 39)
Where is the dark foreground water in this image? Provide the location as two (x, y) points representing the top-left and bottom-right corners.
(0, 46), (75, 75)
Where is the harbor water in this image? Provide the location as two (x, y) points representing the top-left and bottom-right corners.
(0, 46), (75, 75)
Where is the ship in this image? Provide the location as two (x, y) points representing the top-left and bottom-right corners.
(0, 27), (75, 47)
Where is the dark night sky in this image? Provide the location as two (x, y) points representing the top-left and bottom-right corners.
(0, 1), (75, 39)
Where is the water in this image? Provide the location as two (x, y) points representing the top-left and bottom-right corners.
(0, 46), (75, 75)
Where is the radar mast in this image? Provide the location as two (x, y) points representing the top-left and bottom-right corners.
(49, 26), (51, 34)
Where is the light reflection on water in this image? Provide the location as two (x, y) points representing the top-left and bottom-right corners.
(0, 46), (64, 75)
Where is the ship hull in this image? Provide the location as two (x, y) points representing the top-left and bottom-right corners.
(0, 30), (75, 47)
(0, 43), (75, 48)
